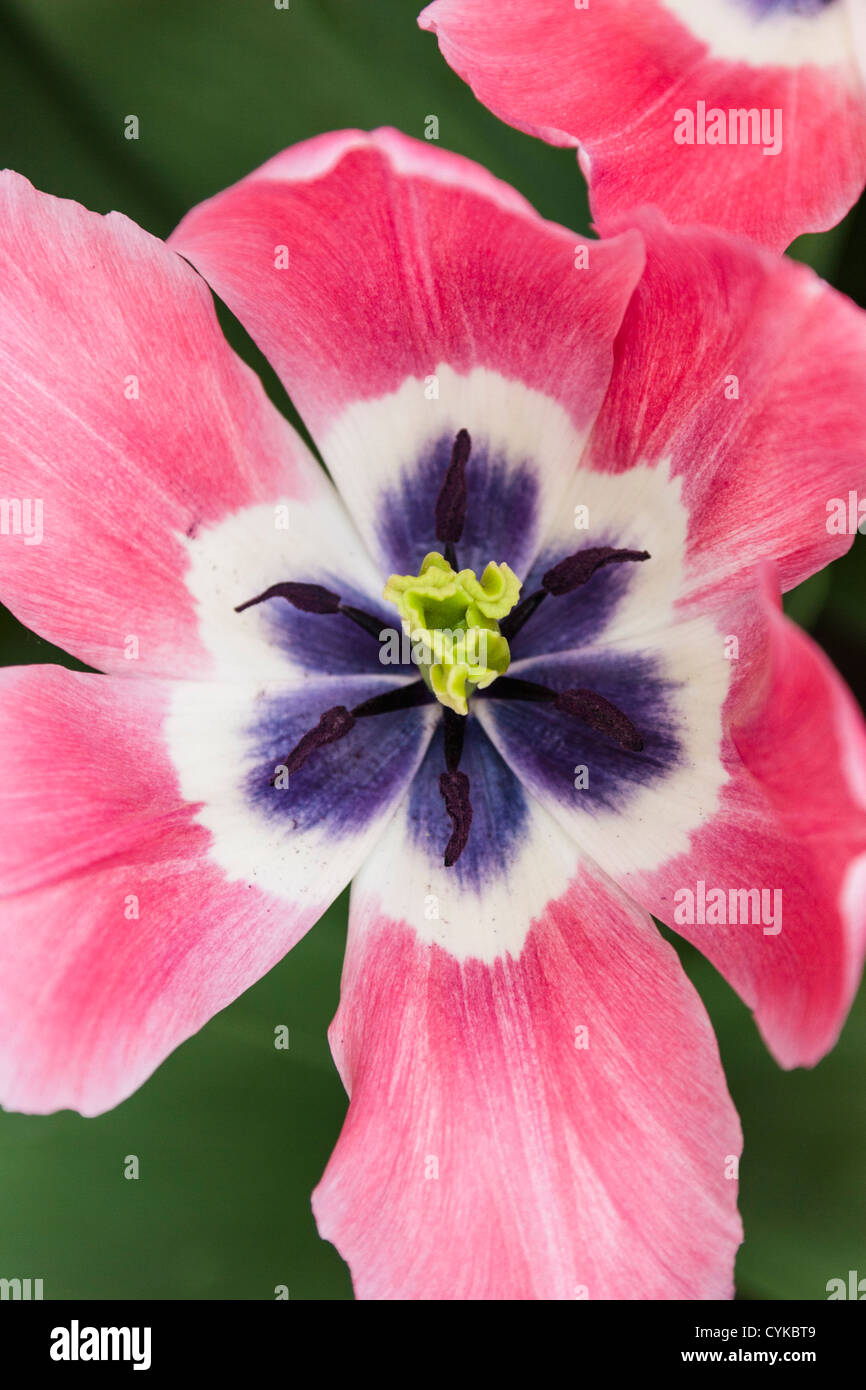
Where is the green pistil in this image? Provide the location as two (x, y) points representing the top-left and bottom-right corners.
(383, 551), (522, 716)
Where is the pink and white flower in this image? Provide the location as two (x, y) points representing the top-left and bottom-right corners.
(419, 0), (866, 252)
(1, 129), (865, 1299)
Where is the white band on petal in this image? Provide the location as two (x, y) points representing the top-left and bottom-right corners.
(663, 0), (857, 72)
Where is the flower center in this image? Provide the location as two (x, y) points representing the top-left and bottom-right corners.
(235, 427), (653, 869)
(383, 551), (521, 716)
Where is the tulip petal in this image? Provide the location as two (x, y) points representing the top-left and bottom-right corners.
(480, 570), (866, 1069)
(314, 830), (742, 1299)
(582, 211), (866, 606)
(0, 664), (436, 1114)
(170, 128), (645, 578)
(0, 171), (370, 679)
(419, 0), (866, 250)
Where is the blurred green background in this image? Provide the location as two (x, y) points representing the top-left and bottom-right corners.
(0, 0), (864, 1301)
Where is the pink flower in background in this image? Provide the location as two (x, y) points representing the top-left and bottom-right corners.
(419, 0), (866, 252)
(1, 129), (866, 1298)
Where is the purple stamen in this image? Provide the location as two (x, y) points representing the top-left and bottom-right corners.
(236, 582), (341, 615)
(442, 706), (467, 773)
(235, 581), (384, 641)
(351, 684), (433, 718)
(273, 705), (355, 781)
(272, 682), (430, 784)
(542, 546), (650, 596)
(435, 428), (471, 563)
(554, 689), (644, 752)
(439, 768), (473, 867)
(482, 676), (643, 751)
(500, 546), (650, 642)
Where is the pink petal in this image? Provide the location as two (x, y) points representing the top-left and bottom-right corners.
(419, 0), (866, 251)
(587, 210), (866, 605)
(169, 128), (645, 573)
(630, 569), (866, 1069)
(0, 665), (436, 1115)
(0, 171), (348, 678)
(481, 570), (866, 1071)
(314, 846), (742, 1300)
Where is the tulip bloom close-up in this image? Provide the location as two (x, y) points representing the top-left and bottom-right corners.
(2, 119), (866, 1300)
(1, 2), (865, 1321)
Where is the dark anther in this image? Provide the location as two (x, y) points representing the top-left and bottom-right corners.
(236, 581), (340, 615)
(481, 676), (643, 752)
(271, 682), (431, 784)
(442, 705), (467, 773)
(500, 546), (650, 642)
(272, 705), (355, 781)
(542, 547), (650, 597)
(236, 581), (385, 643)
(435, 428), (471, 567)
(554, 689), (643, 752)
(439, 769), (473, 868)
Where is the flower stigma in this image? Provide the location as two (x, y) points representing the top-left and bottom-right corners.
(383, 550), (521, 716)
